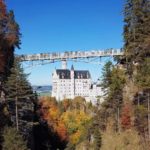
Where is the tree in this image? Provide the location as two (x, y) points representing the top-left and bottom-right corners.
(135, 58), (150, 89)
(123, 0), (150, 71)
(93, 127), (102, 150)
(0, 103), (11, 150)
(93, 112), (102, 150)
(0, 0), (21, 79)
(100, 62), (126, 132)
(121, 103), (132, 130)
(134, 105), (148, 136)
(101, 61), (113, 92)
(2, 127), (28, 150)
(4, 58), (33, 130)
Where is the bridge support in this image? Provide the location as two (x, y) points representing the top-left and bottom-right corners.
(62, 60), (67, 69)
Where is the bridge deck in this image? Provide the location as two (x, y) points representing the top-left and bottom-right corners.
(19, 49), (124, 62)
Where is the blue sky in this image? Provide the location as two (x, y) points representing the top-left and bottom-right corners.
(6, 0), (124, 85)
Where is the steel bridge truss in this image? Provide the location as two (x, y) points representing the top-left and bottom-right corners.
(18, 48), (124, 68)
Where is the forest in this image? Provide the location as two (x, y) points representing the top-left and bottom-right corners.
(0, 0), (150, 149)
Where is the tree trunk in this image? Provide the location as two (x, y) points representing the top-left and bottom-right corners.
(148, 92), (150, 140)
(15, 96), (19, 131)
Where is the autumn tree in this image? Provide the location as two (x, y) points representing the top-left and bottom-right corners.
(0, 0), (21, 80)
(121, 103), (132, 130)
(38, 96), (93, 149)
(61, 109), (91, 148)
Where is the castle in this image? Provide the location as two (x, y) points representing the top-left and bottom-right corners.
(52, 61), (102, 102)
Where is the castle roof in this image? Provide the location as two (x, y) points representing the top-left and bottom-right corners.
(56, 69), (91, 79)
(56, 69), (70, 79)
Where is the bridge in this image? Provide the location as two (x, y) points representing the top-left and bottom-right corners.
(18, 48), (124, 68)
(19, 48), (123, 61)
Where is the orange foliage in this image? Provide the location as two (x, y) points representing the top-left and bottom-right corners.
(0, 0), (7, 17)
(39, 97), (68, 141)
(62, 99), (70, 111)
(39, 97), (92, 144)
(121, 103), (132, 130)
(55, 122), (68, 141)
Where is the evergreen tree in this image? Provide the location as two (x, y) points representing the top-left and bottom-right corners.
(123, 0), (150, 64)
(2, 127), (28, 150)
(93, 112), (102, 150)
(93, 127), (102, 150)
(101, 61), (113, 92)
(135, 58), (150, 88)
(99, 62), (126, 131)
(4, 58), (33, 130)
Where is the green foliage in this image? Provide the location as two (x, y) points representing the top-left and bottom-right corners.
(4, 58), (33, 130)
(0, 104), (11, 150)
(135, 58), (150, 89)
(101, 61), (113, 91)
(123, 0), (150, 64)
(0, 104), (10, 128)
(99, 62), (126, 131)
(109, 67), (126, 93)
(2, 127), (28, 150)
(93, 127), (102, 150)
(134, 105), (148, 135)
(4, 58), (33, 100)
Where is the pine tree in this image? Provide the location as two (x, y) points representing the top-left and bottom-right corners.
(123, 0), (150, 64)
(135, 58), (150, 88)
(101, 61), (113, 93)
(92, 99), (102, 150)
(100, 62), (126, 132)
(93, 122), (102, 150)
(4, 58), (33, 130)
(2, 127), (28, 150)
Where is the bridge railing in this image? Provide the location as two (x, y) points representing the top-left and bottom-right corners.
(19, 48), (124, 62)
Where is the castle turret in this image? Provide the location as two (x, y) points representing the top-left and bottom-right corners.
(70, 65), (75, 99)
(62, 60), (67, 69)
(71, 64), (74, 78)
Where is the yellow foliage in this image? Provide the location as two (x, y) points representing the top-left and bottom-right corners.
(39, 96), (92, 145)
(61, 109), (91, 145)
(70, 130), (81, 144)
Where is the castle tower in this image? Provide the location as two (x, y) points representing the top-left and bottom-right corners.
(70, 65), (75, 99)
(62, 60), (67, 69)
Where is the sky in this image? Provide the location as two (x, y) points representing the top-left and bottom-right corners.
(6, 0), (124, 85)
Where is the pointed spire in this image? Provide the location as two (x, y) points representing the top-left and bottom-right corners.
(71, 64), (74, 70)
(62, 60), (67, 69)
